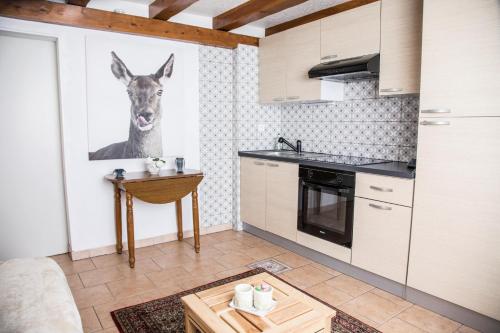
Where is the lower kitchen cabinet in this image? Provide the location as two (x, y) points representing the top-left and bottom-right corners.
(240, 158), (266, 230)
(351, 197), (412, 284)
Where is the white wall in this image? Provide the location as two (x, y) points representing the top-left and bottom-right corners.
(0, 17), (200, 253)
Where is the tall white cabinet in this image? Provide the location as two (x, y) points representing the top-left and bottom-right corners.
(408, 0), (500, 321)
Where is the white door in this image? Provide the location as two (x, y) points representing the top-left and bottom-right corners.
(0, 32), (68, 260)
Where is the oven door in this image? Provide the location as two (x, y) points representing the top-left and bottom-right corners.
(298, 180), (354, 247)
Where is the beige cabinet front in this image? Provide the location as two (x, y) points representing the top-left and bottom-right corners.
(320, 1), (380, 62)
(419, 0), (500, 117)
(408, 117), (500, 320)
(352, 198), (412, 284)
(259, 33), (286, 103)
(240, 158), (267, 229)
(379, 0), (423, 95)
(265, 161), (299, 241)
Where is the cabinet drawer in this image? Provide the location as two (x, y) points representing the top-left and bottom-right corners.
(297, 231), (351, 263)
(355, 173), (414, 206)
(352, 198), (412, 283)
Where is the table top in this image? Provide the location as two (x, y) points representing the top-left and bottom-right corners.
(105, 169), (203, 184)
(181, 272), (335, 333)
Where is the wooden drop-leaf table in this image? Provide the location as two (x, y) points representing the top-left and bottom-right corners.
(105, 169), (203, 268)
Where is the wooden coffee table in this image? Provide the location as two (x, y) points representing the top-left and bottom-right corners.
(181, 272), (335, 333)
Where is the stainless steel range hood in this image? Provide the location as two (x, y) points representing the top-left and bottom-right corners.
(308, 54), (380, 81)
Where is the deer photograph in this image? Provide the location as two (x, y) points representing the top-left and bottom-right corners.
(88, 51), (174, 160)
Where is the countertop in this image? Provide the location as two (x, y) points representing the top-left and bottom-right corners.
(238, 150), (416, 179)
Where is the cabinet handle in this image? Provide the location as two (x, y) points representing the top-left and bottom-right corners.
(253, 161), (265, 166)
(369, 185), (393, 192)
(267, 163), (279, 167)
(380, 88), (403, 93)
(421, 108), (451, 114)
(321, 54), (338, 61)
(420, 120), (450, 126)
(369, 203), (392, 211)
(286, 96), (300, 100)
(272, 97), (284, 102)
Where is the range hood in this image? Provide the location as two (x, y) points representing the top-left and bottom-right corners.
(308, 54), (380, 81)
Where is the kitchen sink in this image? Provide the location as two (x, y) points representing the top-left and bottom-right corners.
(255, 151), (326, 158)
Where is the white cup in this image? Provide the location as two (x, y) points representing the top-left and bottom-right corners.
(234, 284), (253, 309)
(253, 286), (273, 310)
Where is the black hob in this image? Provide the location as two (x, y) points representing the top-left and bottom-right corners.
(300, 154), (388, 166)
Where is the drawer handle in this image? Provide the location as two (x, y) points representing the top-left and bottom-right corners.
(253, 161), (265, 166)
(267, 163), (279, 167)
(380, 88), (402, 93)
(421, 108), (451, 114)
(286, 96), (300, 100)
(369, 203), (392, 211)
(420, 120), (450, 126)
(369, 185), (393, 192)
(272, 97), (284, 102)
(321, 54), (338, 61)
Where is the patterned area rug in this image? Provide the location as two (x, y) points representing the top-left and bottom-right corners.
(112, 268), (380, 333)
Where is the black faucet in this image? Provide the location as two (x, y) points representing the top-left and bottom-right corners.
(278, 137), (302, 154)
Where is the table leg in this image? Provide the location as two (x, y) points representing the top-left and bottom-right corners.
(184, 313), (197, 333)
(114, 184), (123, 254)
(192, 189), (200, 253)
(175, 199), (183, 241)
(126, 191), (135, 268)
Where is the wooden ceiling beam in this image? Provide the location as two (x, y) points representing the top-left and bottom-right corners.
(265, 0), (379, 36)
(67, 0), (90, 6)
(213, 0), (308, 32)
(0, 0), (258, 49)
(149, 0), (198, 20)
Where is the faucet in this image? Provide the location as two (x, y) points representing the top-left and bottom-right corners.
(278, 137), (302, 154)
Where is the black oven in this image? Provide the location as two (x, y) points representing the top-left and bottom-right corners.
(298, 166), (355, 248)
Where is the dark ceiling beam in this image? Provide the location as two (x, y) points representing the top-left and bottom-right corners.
(67, 0), (90, 6)
(149, 0), (198, 20)
(265, 0), (379, 36)
(213, 0), (308, 32)
(0, 0), (258, 48)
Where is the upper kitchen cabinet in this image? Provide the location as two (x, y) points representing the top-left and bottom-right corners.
(379, 0), (423, 95)
(320, 1), (380, 62)
(259, 21), (342, 103)
(419, 0), (500, 117)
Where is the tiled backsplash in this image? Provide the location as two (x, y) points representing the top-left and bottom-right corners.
(198, 45), (419, 229)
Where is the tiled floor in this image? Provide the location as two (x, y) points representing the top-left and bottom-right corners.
(51, 230), (480, 333)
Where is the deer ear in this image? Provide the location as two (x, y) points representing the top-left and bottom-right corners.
(155, 53), (174, 81)
(111, 51), (133, 85)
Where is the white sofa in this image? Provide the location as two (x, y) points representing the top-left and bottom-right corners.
(0, 257), (83, 333)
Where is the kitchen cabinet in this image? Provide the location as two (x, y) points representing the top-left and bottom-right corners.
(240, 158), (299, 241)
(320, 1), (380, 62)
(352, 198), (412, 284)
(259, 21), (342, 103)
(419, 0), (500, 117)
(379, 0), (423, 95)
(408, 117), (500, 320)
(355, 172), (414, 207)
(240, 158), (266, 230)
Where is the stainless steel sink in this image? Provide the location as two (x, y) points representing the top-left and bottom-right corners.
(256, 151), (326, 158)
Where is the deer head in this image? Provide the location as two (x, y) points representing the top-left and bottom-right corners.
(110, 51), (174, 132)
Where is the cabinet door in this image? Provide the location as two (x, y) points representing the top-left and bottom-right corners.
(240, 158), (267, 229)
(259, 32), (286, 103)
(284, 21), (321, 102)
(352, 198), (412, 283)
(379, 0), (423, 95)
(265, 161), (299, 241)
(419, 0), (500, 117)
(408, 118), (500, 320)
(320, 1), (380, 62)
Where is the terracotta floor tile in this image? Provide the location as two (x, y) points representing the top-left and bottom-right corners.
(106, 274), (157, 299)
(79, 307), (102, 332)
(183, 246), (224, 260)
(182, 258), (227, 276)
(340, 292), (409, 325)
(211, 230), (242, 242)
(176, 274), (218, 291)
(370, 288), (412, 309)
(456, 325), (481, 333)
(245, 245), (285, 260)
(378, 317), (426, 333)
(146, 267), (190, 288)
(79, 267), (125, 288)
(212, 240), (250, 254)
(156, 240), (196, 254)
(151, 253), (194, 269)
(281, 264), (334, 289)
(73, 285), (114, 309)
(309, 262), (342, 277)
(185, 234), (219, 247)
(139, 285), (182, 302)
(66, 274), (84, 291)
(274, 252), (312, 268)
(238, 234), (270, 247)
(94, 295), (143, 328)
(325, 274), (374, 297)
(123, 245), (164, 260)
(58, 258), (96, 275)
(337, 303), (381, 328)
(216, 266), (252, 279)
(116, 258), (161, 278)
(91, 253), (128, 269)
(50, 253), (73, 264)
(397, 305), (461, 333)
(306, 282), (353, 307)
(214, 252), (255, 269)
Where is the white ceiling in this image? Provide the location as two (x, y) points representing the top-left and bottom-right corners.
(78, 0), (349, 37)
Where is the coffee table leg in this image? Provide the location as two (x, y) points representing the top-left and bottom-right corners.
(184, 314), (197, 333)
(192, 189), (200, 253)
(126, 191), (135, 268)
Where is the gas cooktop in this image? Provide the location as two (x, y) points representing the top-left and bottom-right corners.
(299, 154), (389, 166)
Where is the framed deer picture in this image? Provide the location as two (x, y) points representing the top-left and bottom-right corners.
(86, 35), (192, 161)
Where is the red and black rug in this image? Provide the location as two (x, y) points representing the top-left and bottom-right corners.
(111, 268), (379, 333)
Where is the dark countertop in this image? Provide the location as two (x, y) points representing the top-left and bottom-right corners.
(238, 150), (416, 179)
